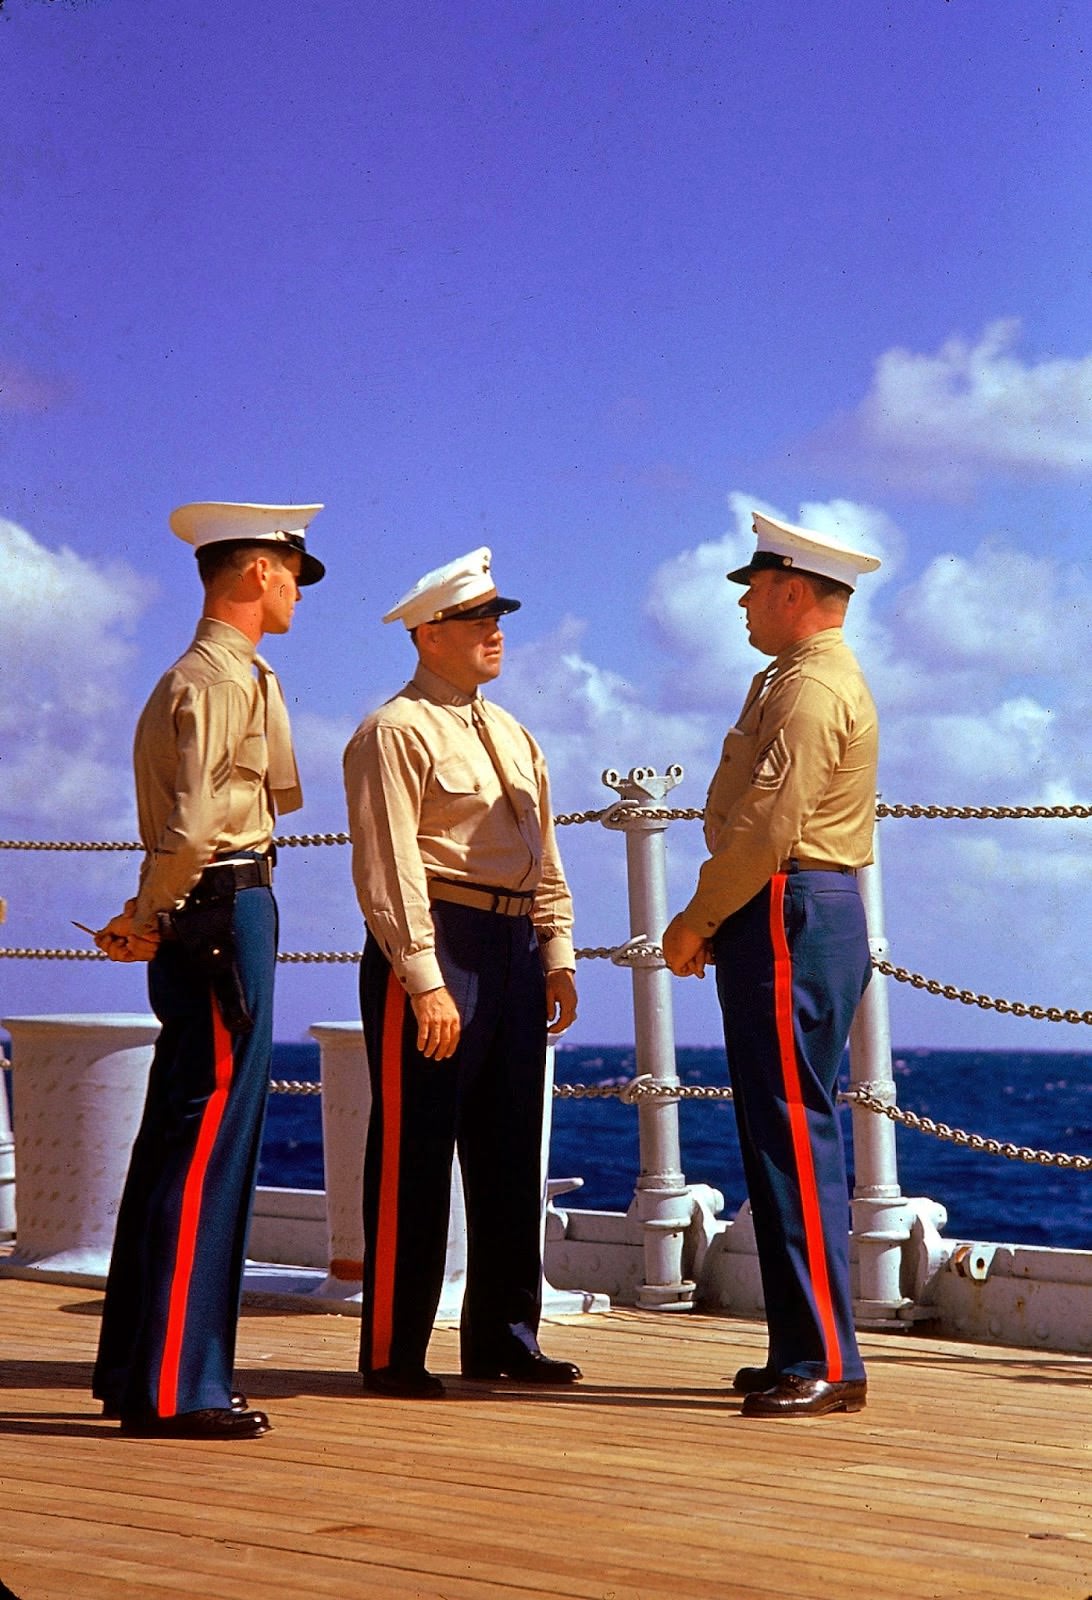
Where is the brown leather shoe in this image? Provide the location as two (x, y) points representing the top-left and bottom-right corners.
(119, 1406), (271, 1439)
(732, 1365), (778, 1395)
(741, 1375), (867, 1418)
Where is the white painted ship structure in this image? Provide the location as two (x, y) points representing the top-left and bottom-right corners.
(2, 768), (1090, 1356)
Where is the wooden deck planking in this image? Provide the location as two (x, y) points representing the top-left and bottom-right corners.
(1, 1278), (1090, 1600)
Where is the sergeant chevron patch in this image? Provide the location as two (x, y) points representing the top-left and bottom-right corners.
(751, 732), (791, 790)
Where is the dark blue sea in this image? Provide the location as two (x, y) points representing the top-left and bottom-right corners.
(261, 1044), (1092, 1251)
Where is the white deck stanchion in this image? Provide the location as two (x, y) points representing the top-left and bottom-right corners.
(307, 1021), (468, 1314)
(0, 1014), (158, 1279)
(0, 1048), (15, 1238)
(308, 1022), (603, 1318)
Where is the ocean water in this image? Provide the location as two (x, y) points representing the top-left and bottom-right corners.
(261, 1043), (1092, 1252)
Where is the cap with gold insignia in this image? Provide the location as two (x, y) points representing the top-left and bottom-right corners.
(169, 501), (326, 586)
(382, 546), (521, 629)
(727, 511), (881, 591)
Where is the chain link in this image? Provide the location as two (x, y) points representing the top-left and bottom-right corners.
(848, 1087), (1092, 1170)
(875, 802), (1091, 821)
(875, 959), (1092, 1025)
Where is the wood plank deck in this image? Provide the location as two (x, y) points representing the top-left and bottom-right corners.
(1, 1275), (1090, 1600)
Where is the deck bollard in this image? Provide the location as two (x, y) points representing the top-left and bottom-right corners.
(307, 1024), (599, 1317)
(308, 1021), (467, 1313)
(603, 767), (696, 1311)
(0, 1014), (158, 1277)
(848, 823), (916, 1326)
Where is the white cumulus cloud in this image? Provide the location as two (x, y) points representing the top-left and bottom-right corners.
(837, 319), (1092, 492)
(0, 518), (155, 833)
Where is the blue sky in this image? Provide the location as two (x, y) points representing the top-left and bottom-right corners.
(1, 0), (1089, 1050)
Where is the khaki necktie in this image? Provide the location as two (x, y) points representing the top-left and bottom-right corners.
(470, 699), (522, 820)
(470, 699), (536, 885)
(255, 655), (303, 815)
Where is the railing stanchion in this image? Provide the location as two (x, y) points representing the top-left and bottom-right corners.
(602, 767), (696, 1311)
(849, 819), (915, 1326)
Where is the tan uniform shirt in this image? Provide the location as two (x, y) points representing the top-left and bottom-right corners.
(131, 617), (302, 932)
(682, 628), (878, 936)
(343, 663), (575, 994)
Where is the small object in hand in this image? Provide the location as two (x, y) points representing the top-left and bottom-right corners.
(72, 921), (101, 938)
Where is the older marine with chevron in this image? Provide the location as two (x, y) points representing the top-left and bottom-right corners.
(663, 511), (881, 1419)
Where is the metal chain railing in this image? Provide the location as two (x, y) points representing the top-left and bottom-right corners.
(848, 1086), (1092, 1171)
(1, 938), (1088, 1028)
(4, 797), (1085, 851)
(874, 959), (1092, 1025)
(262, 1072), (1092, 1169)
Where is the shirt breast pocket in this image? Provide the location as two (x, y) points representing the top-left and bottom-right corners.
(433, 759), (482, 798)
(431, 759), (487, 842)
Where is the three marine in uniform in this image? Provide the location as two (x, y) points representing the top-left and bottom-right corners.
(94, 502), (882, 1432)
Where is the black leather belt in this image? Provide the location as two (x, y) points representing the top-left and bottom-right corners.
(429, 878), (535, 917)
(780, 858), (857, 875)
(191, 855), (274, 902)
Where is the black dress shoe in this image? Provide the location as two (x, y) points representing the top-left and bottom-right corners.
(732, 1365), (778, 1396)
(463, 1350), (582, 1385)
(119, 1406), (271, 1439)
(741, 1374), (867, 1418)
(362, 1367), (446, 1399)
(102, 1390), (247, 1421)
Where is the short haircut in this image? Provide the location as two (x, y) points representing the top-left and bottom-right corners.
(775, 568), (852, 605)
(196, 540), (290, 587)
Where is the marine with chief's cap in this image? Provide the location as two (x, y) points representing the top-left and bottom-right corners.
(662, 508), (881, 1419)
(91, 499), (323, 1440)
(344, 545), (581, 1398)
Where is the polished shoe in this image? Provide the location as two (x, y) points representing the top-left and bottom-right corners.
(463, 1350), (582, 1385)
(740, 1374), (867, 1418)
(103, 1390), (247, 1421)
(362, 1366), (446, 1399)
(118, 1406), (271, 1439)
(732, 1365), (778, 1395)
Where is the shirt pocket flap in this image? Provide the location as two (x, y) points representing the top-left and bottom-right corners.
(234, 732), (267, 781)
(433, 759), (482, 796)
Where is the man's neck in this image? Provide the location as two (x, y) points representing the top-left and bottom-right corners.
(203, 597), (264, 645)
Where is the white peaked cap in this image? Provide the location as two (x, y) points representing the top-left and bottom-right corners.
(170, 501), (326, 585)
(382, 545), (521, 629)
(727, 511), (882, 591)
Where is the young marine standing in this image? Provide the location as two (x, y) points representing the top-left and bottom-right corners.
(343, 547), (580, 1398)
(91, 501), (324, 1439)
(662, 512), (880, 1418)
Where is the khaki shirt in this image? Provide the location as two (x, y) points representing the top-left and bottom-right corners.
(131, 617), (301, 932)
(682, 628), (878, 936)
(343, 663), (575, 994)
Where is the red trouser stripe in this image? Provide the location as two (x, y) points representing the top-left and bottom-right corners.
(768, 874), (843, 1383)
(369, 973), (406, 1371)
(157, 994), (234, 1416)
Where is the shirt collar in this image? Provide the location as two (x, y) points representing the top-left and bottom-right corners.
(411, 662), (481, 721)
(194, 616), (259, 663)
(774, 627), (844, 669)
